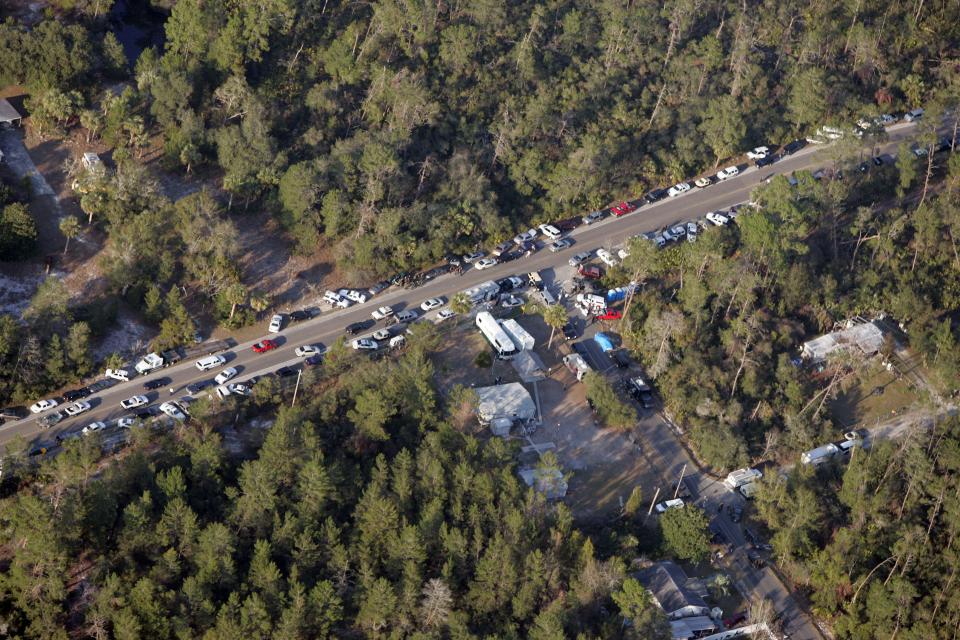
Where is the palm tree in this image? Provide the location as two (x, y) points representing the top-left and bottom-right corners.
(224, 283), (248, 321)
(543, 303), (568, 348)
(59, 216), (81, 255)
(249, 292), (271, 319)
(449, 293), (471, 317)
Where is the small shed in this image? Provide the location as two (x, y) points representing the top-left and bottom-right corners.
(501, 318), (535, 351)
(476, 383), (536, 423)
(490, 417), (513, 437)
(0, 99), (22, 126)
(518, 468), (568, 499)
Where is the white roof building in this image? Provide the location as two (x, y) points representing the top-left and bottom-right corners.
(475, 383), (536, 423)
(801, 319), (886, 363)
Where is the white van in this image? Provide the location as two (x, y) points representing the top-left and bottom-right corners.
(195, 354), (227, 371)
(538, 288), (557, 306)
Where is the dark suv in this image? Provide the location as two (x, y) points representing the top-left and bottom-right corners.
(345, 320), (374, 335)
(782, 139), (806, 155)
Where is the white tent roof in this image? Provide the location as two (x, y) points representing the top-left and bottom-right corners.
(476, 383), (536, 423)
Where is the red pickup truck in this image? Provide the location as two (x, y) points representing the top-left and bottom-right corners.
(578, 264), (603, 279)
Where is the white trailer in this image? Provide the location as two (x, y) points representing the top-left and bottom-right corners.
(476, 311), (518, 359)
(801, 443), (840, 465)
(500, 318), (535, 351)
(724, 468), (762, 490)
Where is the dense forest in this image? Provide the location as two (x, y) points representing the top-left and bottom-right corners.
(2, 0), (960, 408)
(752, 417), (960, 639)
(0, 339), (674, 639)
(616, 158), (960, 470)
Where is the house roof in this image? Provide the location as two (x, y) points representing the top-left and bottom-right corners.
(802, 319), (885, 362)
(476, 383), (536, 422)
(669, 616), (717, 640)
(636, 561), (707, 615)
(0, 99), (22, 124)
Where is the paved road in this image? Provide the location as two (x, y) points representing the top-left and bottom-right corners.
(0, 119), (934, 451)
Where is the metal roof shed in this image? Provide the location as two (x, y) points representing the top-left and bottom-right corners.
(0, 99), (22, 126)
(475, 383), (536, 423)
(511, 350), (546, 382)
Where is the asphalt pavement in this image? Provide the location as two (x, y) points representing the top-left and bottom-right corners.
(0, 118), (933, 452)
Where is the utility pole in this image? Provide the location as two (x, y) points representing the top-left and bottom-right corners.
(291, 369), (302, 407)
(647, 486), (662, 516)
(674, 463), (687, 499)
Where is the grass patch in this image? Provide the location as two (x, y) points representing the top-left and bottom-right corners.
(828, 363), (919, 429)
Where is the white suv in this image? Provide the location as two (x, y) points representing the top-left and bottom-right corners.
(538, 224), (562, 239)
(372, 305), (394, 320)
(706, 211), (730, 226)
(596, 248), (618, 267)
(716, 166), (739, 180)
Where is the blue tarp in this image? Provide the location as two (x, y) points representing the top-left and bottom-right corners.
(594, 332), (614, 352)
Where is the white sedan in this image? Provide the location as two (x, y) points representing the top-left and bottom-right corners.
(64, 401), (92, 417)
(655, 498), (685, 513)
(159, 402), (187, 421)
(436, 309), (457, 322)
(120, 395), (149, 410)
(294, 345), (322, 358)
(372, 305), (394, 320)
(746, 146), (770, 159)
(30, 399), (59, 414)
(474, 258), (498, 270)
(215, 367), (238, 384)
(351, 338), (379, 350)
(117, 417), (137, 429)
(667, 182), (691, 197)
(82, 421), (107, 435)
(372, 329), (391, 341)
(420, 298), (445, 312)
(345, 289), (369, 304)
(268, 314), (283, 333)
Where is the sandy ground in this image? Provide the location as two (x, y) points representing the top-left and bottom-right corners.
(432, 305), (658, 521)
